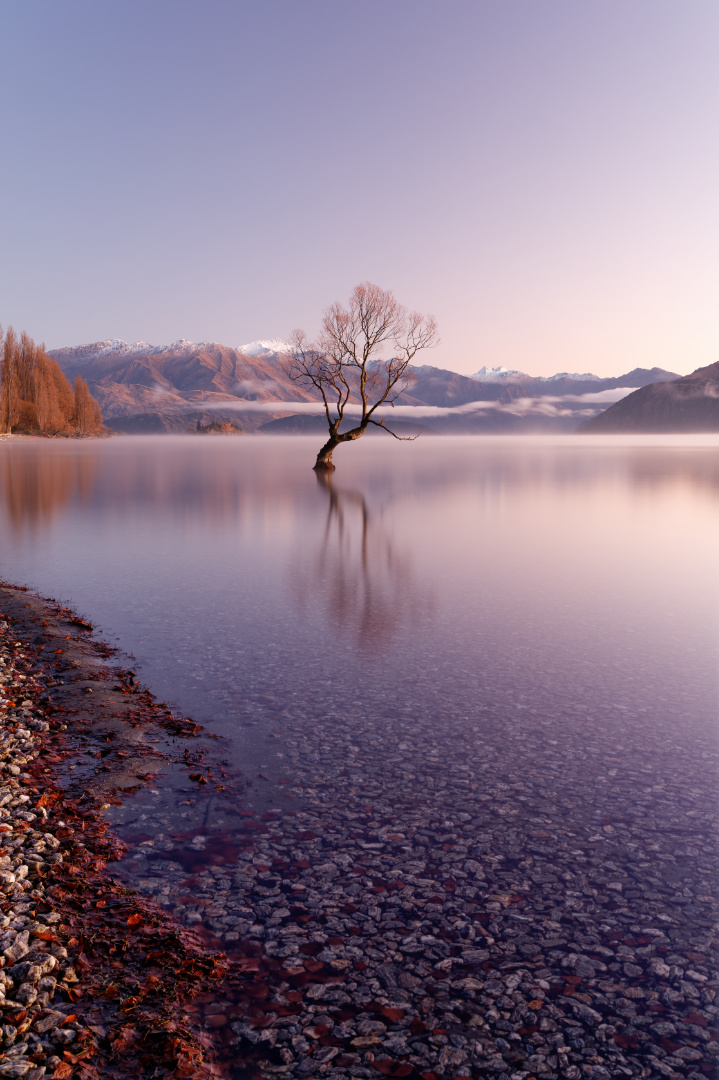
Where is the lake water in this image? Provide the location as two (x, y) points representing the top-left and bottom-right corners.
(1, 434), (718, 1075)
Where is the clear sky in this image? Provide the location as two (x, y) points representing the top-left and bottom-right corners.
(1, 0), (717, 376)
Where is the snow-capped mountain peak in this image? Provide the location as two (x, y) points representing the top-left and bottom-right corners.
(158, 339), (222, 354)
(470, 365), (526, 381)
(536, 371), (603, 383)
(238, 339), (292, 359)
(470, 365), (605, 384)
(51, 339), (154, 366)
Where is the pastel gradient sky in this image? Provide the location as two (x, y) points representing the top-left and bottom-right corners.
(1, 1), (717, 376)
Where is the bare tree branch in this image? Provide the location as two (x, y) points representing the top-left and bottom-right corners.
(283, 283), (438, 470)
(367, 417), (419, 442)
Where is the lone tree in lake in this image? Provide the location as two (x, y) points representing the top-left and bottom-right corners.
(283, 282), (438, 470)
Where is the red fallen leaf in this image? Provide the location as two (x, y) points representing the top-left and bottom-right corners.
(354, 962), (367, 971)
(188, 773), (207, 783)
(126, 913), (143, 926)
(52, 1064), (73, 1079)
(380, 1007), (406, 1025)
(62, 1048), (94, 1063)
(374, 1061), (413, 1078)
(660, 1039), (682, 1053)
(685, 1012), (708, 1027)
(613, 1034), (639, 1050)
(103, 986), (120, 1000)
(388, 881), (405, 890)
(236, 957), (262, 971)
(286, 991), (302, 1002)
(410, 1018), (426, 1035)
(111, 1026), (140, 1052)
(374, 1061), (397, 1075)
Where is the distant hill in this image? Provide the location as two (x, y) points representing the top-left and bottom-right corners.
(48, 338), (680, 434)
(258, 414), (437, 437)
(580, 362), (719, 433)
(48, 339), (314, 433)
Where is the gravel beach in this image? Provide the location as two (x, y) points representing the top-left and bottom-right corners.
(0, 584), (227, 1079)
(0, 582), (717, 1080)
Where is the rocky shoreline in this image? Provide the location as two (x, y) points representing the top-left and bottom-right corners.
(0, 582), (716, 1080)
(0, 583), (229, 1079)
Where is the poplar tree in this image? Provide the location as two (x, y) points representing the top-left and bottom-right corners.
(0, 326), (104, 436)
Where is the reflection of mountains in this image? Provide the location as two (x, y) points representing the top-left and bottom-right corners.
(292, 473), (435, 649)
(362, 440), (719, 504)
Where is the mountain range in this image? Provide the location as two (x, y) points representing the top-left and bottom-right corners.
(48, 338), (681, 434)
(580, 361), (719, 433)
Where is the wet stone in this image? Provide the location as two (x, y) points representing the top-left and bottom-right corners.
(104, 685), (719, 1080)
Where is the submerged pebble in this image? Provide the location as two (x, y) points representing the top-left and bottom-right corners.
(117, 701), (719, 1078)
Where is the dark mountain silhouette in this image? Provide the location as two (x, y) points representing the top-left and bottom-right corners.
(580, 362), (719, 433)
(258, 414), (437, 437)
(48, 338), (680, 433)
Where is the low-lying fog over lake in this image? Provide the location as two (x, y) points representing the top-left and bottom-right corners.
(1, 435), (717, 1078)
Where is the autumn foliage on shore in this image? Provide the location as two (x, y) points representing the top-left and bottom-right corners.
(0, 325), (104, 436)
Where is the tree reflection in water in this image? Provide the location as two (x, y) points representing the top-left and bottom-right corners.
(0, 446), (97, 534)
(294, 470), (434, 649)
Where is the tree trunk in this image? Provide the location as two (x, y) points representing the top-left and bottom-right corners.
(314, 435), (341, 470)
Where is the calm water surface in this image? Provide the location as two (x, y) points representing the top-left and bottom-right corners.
(1, 434), (717, 767)
(2, 435), (718, 1073)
